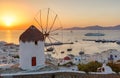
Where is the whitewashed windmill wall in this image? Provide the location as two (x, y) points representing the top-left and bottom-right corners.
(19, 25), (45, 70)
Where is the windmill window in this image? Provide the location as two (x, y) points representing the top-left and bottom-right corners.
(35, 41), (38, 45)
(75, 58), (77, 61)
(115, 55), (117, 58)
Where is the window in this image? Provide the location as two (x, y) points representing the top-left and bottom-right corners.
(75, 58), (77, 61)
(115, 55), (117, 58)
(35, 41), (38, 45)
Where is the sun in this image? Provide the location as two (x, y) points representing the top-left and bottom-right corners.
(2, 15), (15, 27)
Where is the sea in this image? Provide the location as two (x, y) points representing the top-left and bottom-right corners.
(1, 30), (120, 58)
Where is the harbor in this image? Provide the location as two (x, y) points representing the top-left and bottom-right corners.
(0, 0), (120, 77)
(0, 26), (120, 76)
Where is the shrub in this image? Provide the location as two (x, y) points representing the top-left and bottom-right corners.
(87, 61), (102, 72)
(78, 61), (102, 73)
(78, 64), (89, 73)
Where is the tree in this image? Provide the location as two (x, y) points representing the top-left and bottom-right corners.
(78, 61), (102, 73)
(87, 61), (102, 72)
(78, 64), (89, 73)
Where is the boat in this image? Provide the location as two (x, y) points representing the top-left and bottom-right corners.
(67, 30), (73, 52)
(61, 51), (65, 54)
(79, 51), (84, 55)
(67, 48), (72, 51)
(45, 42), (63, 46)
(85, 33), (105, 36)
(116, 41), (120, 45)
(75, 40), (78, 42)
(46, 47), (54, 51)
(79, 48), (85, 55)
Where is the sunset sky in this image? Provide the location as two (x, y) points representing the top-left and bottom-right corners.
(0, 0), (120, 30)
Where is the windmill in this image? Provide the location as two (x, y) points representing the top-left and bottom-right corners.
(34, 8), (63, 54)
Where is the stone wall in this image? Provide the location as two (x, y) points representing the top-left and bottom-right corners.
(1, 72), (120, 78)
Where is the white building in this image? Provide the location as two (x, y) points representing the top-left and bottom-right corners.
(73, 56), (81, 65)
(19, 25), (45, 70)
(92, 49), (120, 63)
(73, 49), (120, 64)
(73, 54), (91, 64)
(97, 63), (115, 74)
(102, 49), (120, 62)
(91, 53), (103, 63)
(59, 56), (72, 65)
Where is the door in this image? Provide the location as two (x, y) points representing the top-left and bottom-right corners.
(32, 57), (36, 66)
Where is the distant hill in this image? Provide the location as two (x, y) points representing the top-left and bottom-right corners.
(65, 25), (120, 30)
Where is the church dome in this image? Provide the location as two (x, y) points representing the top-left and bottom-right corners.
(19, 25), (44, 42)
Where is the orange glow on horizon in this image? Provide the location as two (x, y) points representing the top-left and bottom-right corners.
(0, 1), (34, 30)
(0, 0), (120, 30)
